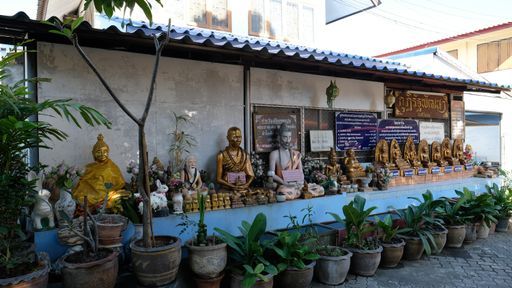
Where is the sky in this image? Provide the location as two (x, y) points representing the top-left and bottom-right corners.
(2, 0), (512, 57)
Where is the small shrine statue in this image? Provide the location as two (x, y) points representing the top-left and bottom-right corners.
(151, 157), (166, 181)
(442, 137), (457, 165)
(343, 148), (366, 180)
(172, 188), (185, 214)
(73, 134), (128, 210)
(211, 194), (219, 210)
(192, 194), (199, 212)
(453, 138), (465, 165)
(404, 136), (422, 168)
(181, 154), (203, 191)
(418, 139), (437, 168)
(390, 139), (411, 170)
(216, 127), (254, 195)
(217, 193), (225, 209)
(325, 147), (347, 183)
(431, 141), (448, 167)
(223, 193), (232, 209)
(464, 144), (473, 164)
(374, 139), (390, 168)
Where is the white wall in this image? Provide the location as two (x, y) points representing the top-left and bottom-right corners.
(466, 125), (500, 163)
(37, 42), (244, 179)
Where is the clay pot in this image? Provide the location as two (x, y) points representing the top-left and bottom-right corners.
(380, 239), (405, 268)
(402, 236), (423, 260)
(431, 226), (448, 254)
(489, 222), (497, 234)
(194, 272), (224, 288)
(0, 252), (49, 288)
(62, 249), (118, 288)
(446, 225), (466, 248)
(315, 248), (352, 285)
(496, 217), (510, 232)
(346, 246), (382, 276)
(276, 261), (315, 288)
(477, 222), (490, 239)
(95, 214), (127, 246)
(464, 223), (477, 243)
(131, 236), (181, 287)
(230, 271), (273, 288)
(186, 239), (227, 279)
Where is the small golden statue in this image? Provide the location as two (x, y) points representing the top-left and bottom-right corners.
(404, 136), (422, 168)
(217, 193), (225, 209)
(453, 138), (465, 165)
(418, 139), (437, 168)
(343, 149), (366, 180)
(301, 182), (313, 199)
(374, 139), (390, 168)
(211, 194), (218, 210)
(441, 137), (457, 165)
(325, 147), (347, 183)
(224, 193), (231, 209)
(205, 195), (212, 211)
(390, 139), (411, 170)
(432, 141), (448, 167)
(184, 196), (193, 213)
(72, 134), (128, 211)
(192, 195), (199, 212)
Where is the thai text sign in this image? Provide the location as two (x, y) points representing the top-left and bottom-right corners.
(335, 112), (378, 151)
(419, 121), (445, 143)
(395, 92), (449, 119)
(377, 119), (419, 144)
(253, 113), (298, 152)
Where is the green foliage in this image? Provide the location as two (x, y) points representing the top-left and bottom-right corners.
(168, 112), (197, 174)
(316, 246), (348, 257)
(272, 231), (319, 271)
(487, 183), (512, 218)
(397, 205), (437, 256)
(457, 188), (500, 226)
(83, 0), (163, 26)
(328, 195), (378, 250)
(214, 213), (277, 288)
(376, 214), (399, 243)
(439, 195), (470, 226)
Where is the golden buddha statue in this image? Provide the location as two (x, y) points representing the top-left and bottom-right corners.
(418, 139), (436, 168)
(72, 134), (128, 211)
(325, 147), (347, 183)
(432, 141), (448, 167)
(211, 194), (218, 210)
(216, 127), (254, 194)
(453, 138), (465, 165)
(390, 139), (411, 170)
(404, 136), (422, 168)
(442, 137), (457, 165)
(374, 139), (390, 168)
(343, 149), (366, 180)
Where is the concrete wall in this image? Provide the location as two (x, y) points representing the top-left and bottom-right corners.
(37, 42), (244, 178)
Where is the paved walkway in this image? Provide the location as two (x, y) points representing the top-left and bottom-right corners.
(313, 230), (512, 288)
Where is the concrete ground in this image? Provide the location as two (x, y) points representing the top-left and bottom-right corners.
(313, 230), (512, 288)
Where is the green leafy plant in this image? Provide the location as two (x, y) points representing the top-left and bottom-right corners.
(328, 195), (379, 250)
(397, 205), (437, 256)
(376, 214), (400, 243)
(83, 0), (162, 26)
(272, 231), (319, 272)
(214, 213), (277, 288)
(457, 188), (500, 226)
(168, 112), (197, 175)
(438, 195), (470, 226)
(409, 190), (445, 230)
(487, 183), (512, 219)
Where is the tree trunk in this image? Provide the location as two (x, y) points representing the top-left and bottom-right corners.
(138, 125), (154, 248)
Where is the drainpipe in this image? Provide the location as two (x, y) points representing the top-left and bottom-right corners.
(26, 37), (39, 167)
(244, 64), (251, 153)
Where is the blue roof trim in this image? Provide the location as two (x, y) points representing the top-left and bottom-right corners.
(385, 47), (439, 60)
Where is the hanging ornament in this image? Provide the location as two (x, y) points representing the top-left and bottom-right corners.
(326, 80), (339, 108)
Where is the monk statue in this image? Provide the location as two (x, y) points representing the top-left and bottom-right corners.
(216, 127), (254, 194)
(325, 147), (347, 183)
(73, 134), (128, 211)
(390, 139), (411, 170)
(269, 123), (324, 199)
(432, 141), (448, 167)
(374, 139), (390, 168)
(418, 139), (436, 168)
(181, 154), (203, 191)
(343, 148), (366, 180)
(442, 137), (457, 165)
(404, 136), (422, 168)
(453, 138), (465, 165)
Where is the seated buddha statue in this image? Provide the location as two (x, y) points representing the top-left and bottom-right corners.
(216, 127), (254, 195)
(404, 136), (422, 168)
(269, 123), (324, 199)
(453, 138), (465, 165)
(442, 137), (457, 166)
(73, 134), (128, 211)
(343, 148), (366, 180)
(431, 141), (448, 167)
(418, 139), (436, 168)
(374, 139), (391, 169)
(324, 147), (347, 184)
(390, 139), (411, 170)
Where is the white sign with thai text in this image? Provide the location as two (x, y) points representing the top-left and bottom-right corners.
(419, 122), (444, 143)
(310, 130), (334, 152)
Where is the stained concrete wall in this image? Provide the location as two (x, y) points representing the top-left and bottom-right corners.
(37, 42), (244, 178)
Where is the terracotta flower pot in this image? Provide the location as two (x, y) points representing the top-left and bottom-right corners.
(489, 222), (497, 234)
(402, 237), (423, 260)
(0, 252), (49, 288)
(315, 248), (352, 285)
(464, 223), (477, 243)
(477, 222), (490, 239)
(276, 261), (315, 288)
(131, 236), (181, 287)
(186, 239), (227, 279)
(496, 217), (510, 232)
(95, 214), (127, 246)
(346, 246), (382, 276)
(446, 225), (466, 248)
(380, 239), (405, 268)
(62, 249), (118, 288)
(194, 272), (224, 288)
(431, 226), (448, 254)
(230, 271), (273, 288)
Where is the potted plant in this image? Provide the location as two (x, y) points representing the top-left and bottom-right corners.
(315, 245), (352, 285)
(0, 49), (110, 287)
(272, 231), (319, 288)
(214, 213), (278, 288)
(438, 196), (469, 248)
(328, 195), (382, 276)
(487, 183), (512, 232)
(458, 188), (499, 241)
(409, 191), (447, 254)
(185, 195), (227, 288)
(376, 214), (405, 268)
(397, 204), (437, 260)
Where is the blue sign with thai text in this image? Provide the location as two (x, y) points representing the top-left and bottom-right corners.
(465, 164), (473, 171)
(335, 112), (378, 151)
(454, 165), (463, 172)
(418, 168), (428, 175)
(390, 170), (400, 177)
(404, 169), (414, 177)
(377, 119), (419, 144)
(431, 167), (441, 174)
(445, 166), (453, 173)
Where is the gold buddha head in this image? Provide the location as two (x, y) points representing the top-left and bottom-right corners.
(92, 134), (109, 163)
(227, 127), (242, 149)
